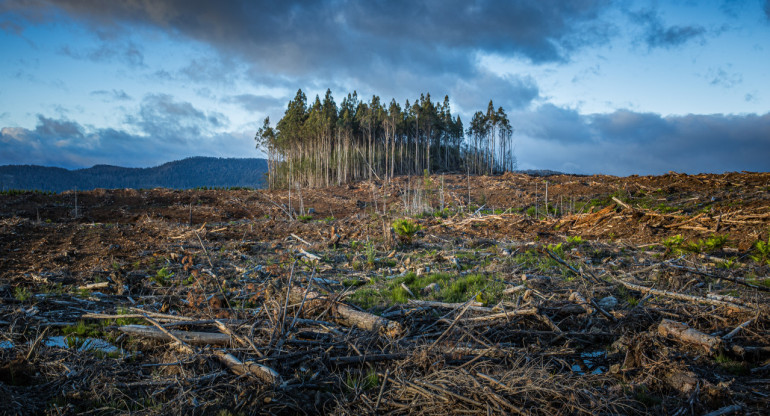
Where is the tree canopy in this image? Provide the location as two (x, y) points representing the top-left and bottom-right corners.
(256, 89), (516, 188)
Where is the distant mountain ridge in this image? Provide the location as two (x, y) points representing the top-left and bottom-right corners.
(0, 157), (268, 192)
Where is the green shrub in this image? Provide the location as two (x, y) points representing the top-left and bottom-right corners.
(14, 286), (32, 302)
(152, 267), (173, 286)
(751, 235), (770, 265)
(392, 219), (422, 244)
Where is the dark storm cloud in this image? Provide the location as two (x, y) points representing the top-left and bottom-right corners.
(515, 106), (770, 175)
(630, 9), (706, 49)
(1, 0), (611, 80)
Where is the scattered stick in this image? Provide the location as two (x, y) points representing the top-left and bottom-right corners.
(617, 279), (754, 312)
(213, 350), (281, 385)
(611, 196), (632, 211)
(118, 324), (230, 346)
(702, 404), (742, 416)
(291, 233), (313, 246)
(723, 318), (754, 341)
(142, 315), (196, 353)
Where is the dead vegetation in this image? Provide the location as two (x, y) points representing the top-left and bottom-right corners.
(1, 172), (769, 415)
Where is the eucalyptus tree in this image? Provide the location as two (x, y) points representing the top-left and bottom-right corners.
(256, 89), (517, 189)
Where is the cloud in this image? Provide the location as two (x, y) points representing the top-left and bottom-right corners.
(451, 71), (540, 114)
(59, 40), (145, 67)
(126, 94), (230, 142)
(223, 94), (286, 113)
(514, 105), (770, 175)
(764, 0), (770, 20)
(1, 0), (612, 82)
(1, 110), (251, 169)
(709, 68), (743, 88)
(90, 89), (132, 102)
(630, 9), (706, 49)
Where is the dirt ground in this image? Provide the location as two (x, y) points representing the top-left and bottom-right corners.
(1, 172), (769, 415)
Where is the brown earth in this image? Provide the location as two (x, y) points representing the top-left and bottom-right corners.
(0, 172), (769, 415)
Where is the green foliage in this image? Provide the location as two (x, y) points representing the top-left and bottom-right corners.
(703, 234), (729, 251)
(151, 267), (173, 286)
(664, 234), (729, 256)
(714, 353), (748, 375)
(546, 243), (564, 256)
(347, 288), (384, 310)
(566, 235), (584, 245)
(392, 219), (422, 244)
(348, 271), (505, 310)
(751, 235), (770, 265)
(662, 235), (685, 255)
(344, 369), (379, 393)
(64, 335), (88, 351)
(261, 90), (515, 190)
(14, 286), (32, 302)
(365, 242), (376, 267)
(717, 257), (736, 270)
(443, 273), (504, 304)
(297, 214), (313, 222)
(62, 321), (105, 340)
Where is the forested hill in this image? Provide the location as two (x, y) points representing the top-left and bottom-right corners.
(0, 157), (268, 192)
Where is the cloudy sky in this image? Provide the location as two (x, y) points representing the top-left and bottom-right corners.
(1, 0), (769, 175)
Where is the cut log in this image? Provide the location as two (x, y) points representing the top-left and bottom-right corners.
(118, 325), (231, 345)
(568, 292), (593, 314)
(657, 319), (723, 355)
(290, 287), (402, 338)
(213, 350), (281, 385)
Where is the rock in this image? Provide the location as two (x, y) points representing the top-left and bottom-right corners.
(597, 296), (618, 310)
(421, 283), (441, 296)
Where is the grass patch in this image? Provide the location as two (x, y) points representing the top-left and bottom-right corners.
(347, 271), (506, 310)
(714, 353), (748, 375)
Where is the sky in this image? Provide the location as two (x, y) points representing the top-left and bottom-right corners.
(1, 0), (769, 175)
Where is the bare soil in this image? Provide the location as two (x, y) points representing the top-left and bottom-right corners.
(1, 172), (769, 415)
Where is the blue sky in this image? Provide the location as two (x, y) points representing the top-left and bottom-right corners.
(1, 0), (769, 175)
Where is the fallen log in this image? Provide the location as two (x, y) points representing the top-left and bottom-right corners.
(616, 279), (753, 312)
(118, 325), (231, 345)
(657, 319), (723, 355)
(213, 350), (281, 385)
(290, 287), (402, 338)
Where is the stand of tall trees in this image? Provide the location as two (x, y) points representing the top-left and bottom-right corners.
(255, 89), (516, 189)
